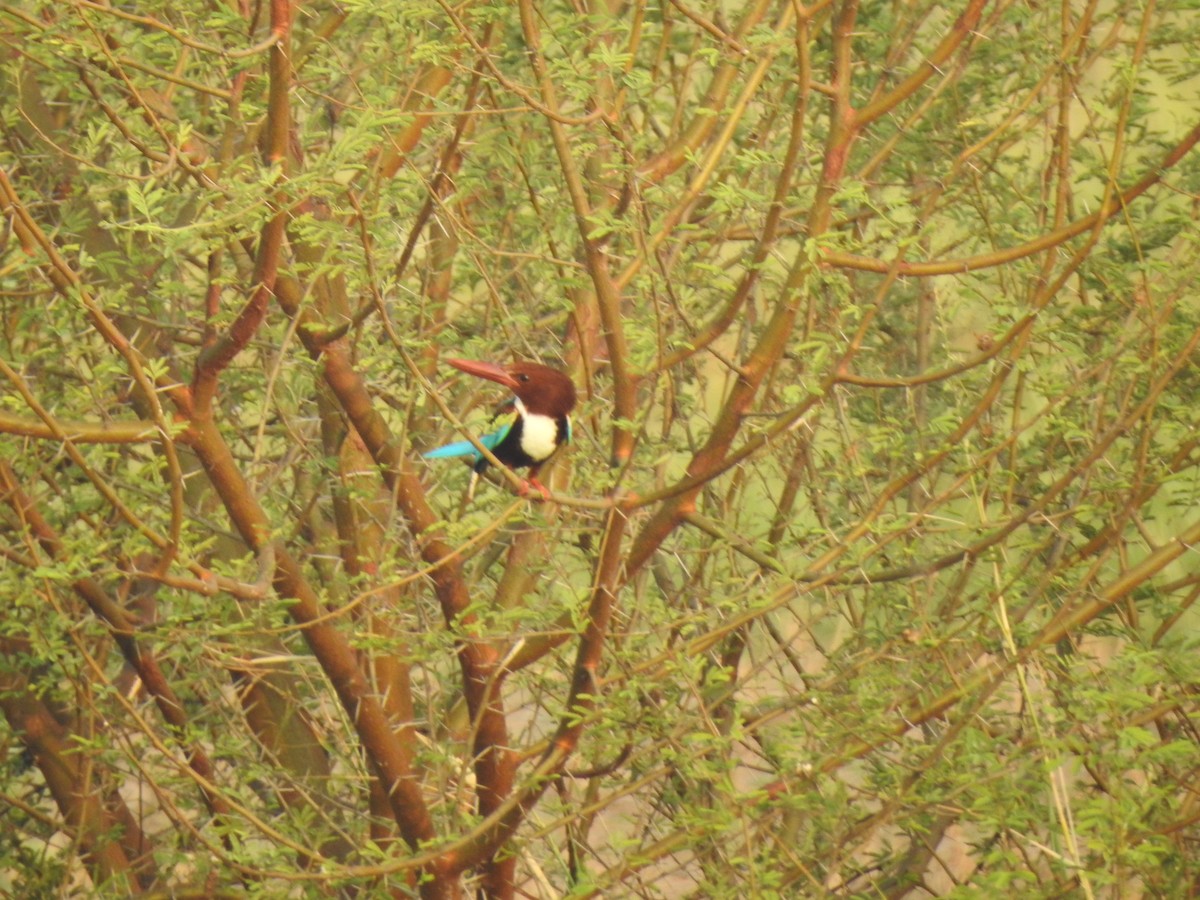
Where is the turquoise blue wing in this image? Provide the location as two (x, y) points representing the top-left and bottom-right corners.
(423, 413), (515, 461)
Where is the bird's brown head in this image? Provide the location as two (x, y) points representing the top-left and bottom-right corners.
(445, 358), (576, 418)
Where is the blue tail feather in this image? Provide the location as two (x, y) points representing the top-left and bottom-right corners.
(423, 418), (513, 462)
(422, 440), (480, 460)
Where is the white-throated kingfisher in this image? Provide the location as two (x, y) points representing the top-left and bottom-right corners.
(423, 357), (576, 499)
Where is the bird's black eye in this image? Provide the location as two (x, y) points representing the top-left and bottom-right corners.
(518, 373), (530, 382)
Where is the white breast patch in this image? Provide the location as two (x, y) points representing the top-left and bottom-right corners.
(514, 399), (561, 462)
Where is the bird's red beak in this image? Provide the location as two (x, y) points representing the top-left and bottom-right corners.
(445, 358), (519, 390)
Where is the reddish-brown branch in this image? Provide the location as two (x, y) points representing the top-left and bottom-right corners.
(327, 37), (492, 343)
(854, 0), (989, 127)
(824, 116), (1200, 276)
(653, 12), (812, 373)
(517, 0), (637, 468)
(0, 170), (193, 419)
(0, 461), (234, 823)
(435, 0), (604, 128)
(192, 213), (284, 409)
(626, 0), (861, 579)
(556, 505), (629, 753)
(637, 0), (775, 184)
(376, 65), (456, 180)
(192, 0), (291, 410)
(434, 505), (631, 875)
(0, 657), (152, 893)
(272, 257), (512, 888)
(804, 490), (1200, 785)
(314, 335), (513, 847)
(334, 429), (420, 854)
(183, 413), (439, 859)
(0, 410), (162, 443)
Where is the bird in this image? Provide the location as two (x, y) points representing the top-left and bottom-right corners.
(423, 357), (576, 499)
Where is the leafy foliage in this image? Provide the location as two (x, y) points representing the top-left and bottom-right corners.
(1, 1), (1198, 897)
